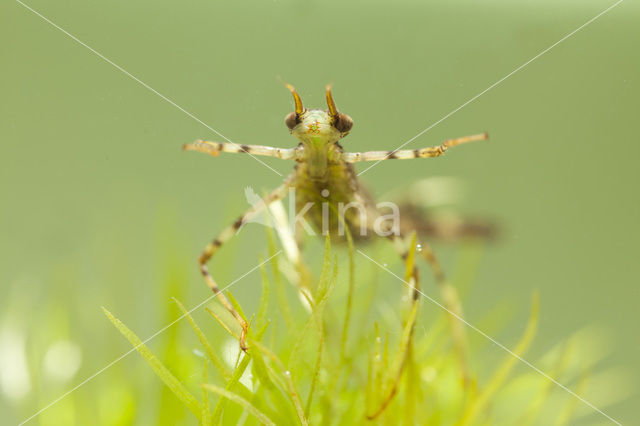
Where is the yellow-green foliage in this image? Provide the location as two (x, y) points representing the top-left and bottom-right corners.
(105, 233), (618, 425)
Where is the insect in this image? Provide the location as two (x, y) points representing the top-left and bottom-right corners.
(183, 84), (486, 355)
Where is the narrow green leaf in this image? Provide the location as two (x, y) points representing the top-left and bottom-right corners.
(304, 261), (337, 417)
(249, 339), (299, 424)
(366, 301), (418, 420)
(227, 292), (248, 323)
(251, 340), (308, 426)
(555, 369), (590, 426)
(371, 323), (383, 411)
(304, 323), (323, 417)
(457, 292), (540, 426)
(206, 306), (239, 340)
(250, 340), (277, 390)
(203, 384), (276, 426)
(519, 341), (573, 426)
(102, 307), (202, 417)
(265, 223), (295, 333)
(340, 222), (356, 360)
(314, 234), (332, 300)
(173, 297), (230, 380)
(256, 258), (270, 331)
(288, 258), (337, 371)
(283, 369), (309, 426)
(210, 324), (270, 424)
(201, 360), (211, 426)
(211, 350), (252, 424)
(365, 347), (374, 414)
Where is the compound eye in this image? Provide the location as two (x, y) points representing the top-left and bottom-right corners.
(285, 112), (299, 130)
(334, 113), (353, 133)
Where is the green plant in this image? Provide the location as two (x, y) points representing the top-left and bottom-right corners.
(104, 231), (618, 425)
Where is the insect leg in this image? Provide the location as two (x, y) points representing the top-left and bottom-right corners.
(342, 133), (487, 163)
(388, 233), (421, 299)
(367, 231), (420, 420)
(184, 140), (300, 160)
(198, 176), (294, 351)
(416, 239), (470, 387)
(267, 199), (315, 306)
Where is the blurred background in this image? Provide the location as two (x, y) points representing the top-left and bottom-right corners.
(1, 0), (638, 424)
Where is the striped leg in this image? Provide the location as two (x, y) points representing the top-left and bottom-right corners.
(184, 139), (301, 160)
(416, 240), (470, 387)
(388, 233), (421, 300)
(198, 177), (293, 351)
(342, 133), (487, 163)
(367, 231), (420, 419)
(369, 230), (470, 418)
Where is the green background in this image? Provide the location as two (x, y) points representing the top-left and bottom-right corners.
(1, 0), (638, 424)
